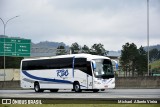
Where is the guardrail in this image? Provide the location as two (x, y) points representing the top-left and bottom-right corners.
(116, 76), (160, 88)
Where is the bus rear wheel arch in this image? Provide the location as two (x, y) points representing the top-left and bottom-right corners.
(34, 82), (44, 92)
(93, 89), (99, 93)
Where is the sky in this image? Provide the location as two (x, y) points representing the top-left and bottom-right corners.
(0, 0), (160, 51)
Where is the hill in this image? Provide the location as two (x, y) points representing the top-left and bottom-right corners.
(150, 60), (160, 70)
(150, 60), (160, 75)
(144, 44), (160, 51)
(0, 35), (69, 48)
(32, 41), (69, 49)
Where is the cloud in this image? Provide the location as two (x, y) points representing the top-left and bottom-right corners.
(0, 0), (159, 50)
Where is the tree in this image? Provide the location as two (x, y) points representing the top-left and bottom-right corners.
(70, 42), (81, 54)
(120, 43), (139, 77)
(149, 49), (159, 62)
(81, 45), (90, 53)
(158, 50), (160, 60)
(90, 43), (106, 55)
(135, 46), (147, 76)
(120, 43), (130, 77)
(120, 43), (148, 77)
(56, 45), (66, 55)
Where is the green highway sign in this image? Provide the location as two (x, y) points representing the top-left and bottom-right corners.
(0, 38), (31, 57)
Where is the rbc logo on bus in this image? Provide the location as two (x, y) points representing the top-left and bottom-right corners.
(57, 69), (69, 78)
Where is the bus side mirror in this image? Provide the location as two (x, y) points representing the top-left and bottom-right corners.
(92, 61), (96, 69)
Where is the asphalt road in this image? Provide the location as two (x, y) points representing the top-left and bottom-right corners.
(0, 89), (160, 99)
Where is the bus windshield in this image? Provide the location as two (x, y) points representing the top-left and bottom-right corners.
(93, 59), (114, 79)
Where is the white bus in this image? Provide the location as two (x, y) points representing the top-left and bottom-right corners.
(20, 54), (115, 92)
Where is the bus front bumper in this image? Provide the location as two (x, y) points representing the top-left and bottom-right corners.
(93, 78), (115, 89)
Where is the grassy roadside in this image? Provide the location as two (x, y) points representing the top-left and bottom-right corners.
(150, 60), (160, 70)
(0, 104), (160, 107)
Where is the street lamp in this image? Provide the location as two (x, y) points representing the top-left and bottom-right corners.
(0, 16), (19, 81)
(147, 0), (150, 76)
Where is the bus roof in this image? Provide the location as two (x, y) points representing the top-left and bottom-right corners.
(22, 54), (110, 61)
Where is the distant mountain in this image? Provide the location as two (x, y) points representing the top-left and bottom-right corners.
(0, 35), (69, 49)
(0, 35), (24, 39)
(144, 44), (160, 51)
(32, 41), (69, 49)
(0, 35), (7, 38)
(107, 51), (121, 57)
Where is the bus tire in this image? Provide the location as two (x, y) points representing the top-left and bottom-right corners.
(93, 89), (99, 93)
(73, 82), (82, 92)
(50, 89), (59, 92)
(101, 89), (105, 91)
(34, 82), (44, 92)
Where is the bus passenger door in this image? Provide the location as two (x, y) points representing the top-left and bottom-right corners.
(87, 62), (93, 89)
(87, 74), (93, 89)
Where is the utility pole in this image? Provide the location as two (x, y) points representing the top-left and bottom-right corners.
(147, 0), (150, 76)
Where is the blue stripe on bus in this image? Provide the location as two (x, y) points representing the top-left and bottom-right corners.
(22, 71), (73, 84)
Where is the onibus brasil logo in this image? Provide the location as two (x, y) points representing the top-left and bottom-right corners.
(57, 69), (69, 78)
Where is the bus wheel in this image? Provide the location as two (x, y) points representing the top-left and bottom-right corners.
(34, 82), (44, 92)
(50, 89), (59, 92)
(73, 82), (82, 92)
(93, 89), (99, 93)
